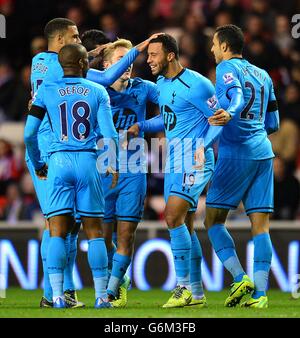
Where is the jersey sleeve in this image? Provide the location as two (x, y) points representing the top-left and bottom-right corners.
(31, 83), (46, 110)
(86, 47), (140, 87)
(24, 115), (44, 170)
(138, 114), (164, 132)
(96, 87), (119, 170)
(226, 86), (245, 118)
(264, 79), (280, 134)
(216, 61), (242, 97)
(144, 80), (159, 104)
(190, 78), (219, 118)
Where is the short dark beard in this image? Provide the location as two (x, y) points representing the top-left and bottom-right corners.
(157, 59), (169, 77)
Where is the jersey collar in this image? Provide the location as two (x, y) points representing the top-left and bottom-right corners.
(171, 68), (186, 82)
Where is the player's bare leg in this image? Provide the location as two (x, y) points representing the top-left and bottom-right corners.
(241, 212), (271, 308)
(204, 207), (254, 307)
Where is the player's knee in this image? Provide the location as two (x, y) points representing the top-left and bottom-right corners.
(204, 208), (228, 229)
(164, 211), (183, 228)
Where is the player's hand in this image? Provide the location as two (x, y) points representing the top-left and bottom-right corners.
(106, 166), (119, 189)
(35, 163), (48, 180)
(135, 33), (165, 52)
(208, 109), (232, 126)
(87, 43), (112, 58)
(122, 124), (140, 149)
(193, 146), (205, 170)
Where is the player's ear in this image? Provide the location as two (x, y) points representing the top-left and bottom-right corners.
(167, 52), (175, 62)
(79, 58), (84, 69)
(57, 33), (64, 46)
(221, 42), (228, 53)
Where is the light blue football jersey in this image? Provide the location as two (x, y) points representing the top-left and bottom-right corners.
(106, 78), (158, 173)
(156, 68), (217, 172)
(215, 57), (277, 160)
(30, 52), (63, 158)
(32, 77), (117, 153)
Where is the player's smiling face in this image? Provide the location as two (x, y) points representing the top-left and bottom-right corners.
(211, 33), (223, 64)
(147, 42), (169, 76)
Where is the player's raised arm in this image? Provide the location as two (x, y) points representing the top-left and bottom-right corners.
(86, 33), (164, 87)
(264, 80), (280, 135)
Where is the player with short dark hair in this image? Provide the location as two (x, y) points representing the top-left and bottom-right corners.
(25, 43), (118, 309)
(81, 29), (110, 51)
(204, 24), (280, 308)
(28, 17), (162, 307)
(81, 29), (111, 70)
(132, 33), (218, 308)
(29, 17), (84, 308)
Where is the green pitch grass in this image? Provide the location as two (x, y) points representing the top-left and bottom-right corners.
(0, 288), (299, 318)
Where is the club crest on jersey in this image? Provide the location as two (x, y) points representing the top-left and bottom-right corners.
(207, 95), (218, 109)
(223, 72), (234, 84)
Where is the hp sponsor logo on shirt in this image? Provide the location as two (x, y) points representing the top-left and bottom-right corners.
(0, 14), (6, 38)
(163, 105), (177, 131)
(223, 72), (234, 85)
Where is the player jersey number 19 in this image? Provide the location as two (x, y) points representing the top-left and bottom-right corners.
(59, 101), (91, 141)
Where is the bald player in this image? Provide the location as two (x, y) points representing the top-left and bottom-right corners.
(25, 44), (118, 309)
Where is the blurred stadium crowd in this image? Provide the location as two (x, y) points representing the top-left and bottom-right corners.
(1, 0), (300, 223)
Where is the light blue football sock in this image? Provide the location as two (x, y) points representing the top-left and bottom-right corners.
(63, 233), (78, 292)
(40, 229), (52, 301)
(190, 231), (204, 298)
(252, 232), (272, 299)
(47, 236), (66, 299)
(208, 223), (245, 282)
(169, 224), (191, 288)
(88, 238), (108, 299)
(107, 253), (131, 297)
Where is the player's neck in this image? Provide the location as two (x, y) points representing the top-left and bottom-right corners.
(164, 61), (183, 79)
(223, 53), (243, 61)
(47, 42), (61, 54)
(63, 70), (82, 78)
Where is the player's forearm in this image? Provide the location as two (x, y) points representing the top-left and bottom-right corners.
(226, 87), (245, 118)
(265, 110), (280, 135)
(138, 114), (164, 132)
(24, 115), (44, 170)
(86, 48), (139, 87)
(203, 125), (223, 149)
